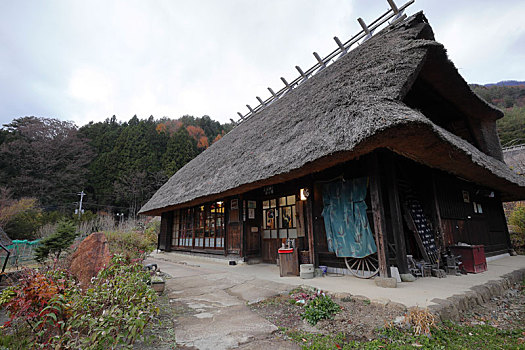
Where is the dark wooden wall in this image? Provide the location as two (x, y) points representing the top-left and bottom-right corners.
(156, 150), (511, 262)
(159, 211), (173, 251)
(435, 174), (510, 256)
(226, 197), (242, 255)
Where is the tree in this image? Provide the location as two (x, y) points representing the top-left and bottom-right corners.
(34, 220), (77, 262)
(79, 116), (125, 207)
(162, 128), (199, 177)
(0, 117), (93, 206)
(114, 171), (149, 218)
(186, 125), (209, 149)
(0, 187), (38, 229)
(497, 106), (525, 146)
(0, 114), (232, 215)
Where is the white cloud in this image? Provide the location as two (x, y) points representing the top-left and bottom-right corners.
(1, 0), (524, 126)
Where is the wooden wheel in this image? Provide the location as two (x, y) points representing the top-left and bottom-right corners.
(344, 254), (379, 279)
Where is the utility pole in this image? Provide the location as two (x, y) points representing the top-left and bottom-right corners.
(77, 191), (85, 219)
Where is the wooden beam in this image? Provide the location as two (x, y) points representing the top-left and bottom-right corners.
(430, 172), (446, 250)
(240, 195), (245, 258)
(306, 184), (316, 266)
(385, 153), (409, 274)
(333, 36), (347, 53)
(159, 212), (168, 251)
(224, 198), (230, 256)
(368, 154), (389, 278)
(165, 211), (173, 252)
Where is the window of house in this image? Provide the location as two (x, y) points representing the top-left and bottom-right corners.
(172, 210), (180, 247)
(177, 208), (194, 248)
(263, 195), (297, 239)
(171, 202), (224, 250)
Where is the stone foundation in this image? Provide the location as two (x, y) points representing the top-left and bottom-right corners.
(428, 268), (525, 321)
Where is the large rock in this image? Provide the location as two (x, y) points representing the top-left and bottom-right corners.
(70, 232), (111, 287)
(374, 277), (397, 288)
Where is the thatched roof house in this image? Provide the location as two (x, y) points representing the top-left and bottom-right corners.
(141, 12), (524, 215)
(141, 12), (525, 280)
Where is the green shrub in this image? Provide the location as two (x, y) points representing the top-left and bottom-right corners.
(65, 255), (158, 349)
(144, 220), (160, 241)
(509, 206), (525, 254)
(105, 230), (157, 259)
(3, 208), (42, 240)
(34, 220), (77, 263)
(509, 206), (525, 233)
(301, 294), (341, 325)
(0, 255), (158, 349)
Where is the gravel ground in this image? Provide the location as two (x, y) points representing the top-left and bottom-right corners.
(249, 288), (407, 342)
(250, 281), (525, 343)
(458, 281), (525, 330)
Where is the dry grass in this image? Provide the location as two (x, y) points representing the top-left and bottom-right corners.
(405, 307), (436, 335)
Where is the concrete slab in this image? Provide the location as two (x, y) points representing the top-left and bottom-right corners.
(179, 290), (244, 308)
(236, 339), (300, 349)
(144, 252), (524, 349)
(174, 305), (278, 350)
(227, 279), (293, 304)
(148, 252), (525, 308)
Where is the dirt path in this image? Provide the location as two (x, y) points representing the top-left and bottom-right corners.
(144, 257), (300, 350)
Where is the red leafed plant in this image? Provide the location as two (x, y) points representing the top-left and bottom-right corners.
(1, 267), (77, 340)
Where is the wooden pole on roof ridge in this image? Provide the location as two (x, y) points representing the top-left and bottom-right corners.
(387, 0), (400, 14)
(281, 77), (291, 90)
(313, 52), (326, 68)
(333, 36), (347, 53)
(357, 18), (371, 37)
(296, 66), (307, 80)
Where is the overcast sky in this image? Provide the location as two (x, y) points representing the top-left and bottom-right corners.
(1, 0), (524, 127)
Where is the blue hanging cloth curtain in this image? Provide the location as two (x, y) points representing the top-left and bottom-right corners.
(321, 177), (377, 258)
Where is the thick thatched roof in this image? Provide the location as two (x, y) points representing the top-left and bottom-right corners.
(140, 12), (525, 215)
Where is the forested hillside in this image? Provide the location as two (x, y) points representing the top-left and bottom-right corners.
(470, 83), (525, 147)
(2, 82), (524, 240)
(0, 115), (233, 238)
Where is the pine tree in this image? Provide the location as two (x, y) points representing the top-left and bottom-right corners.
(35, 220), (77, 262)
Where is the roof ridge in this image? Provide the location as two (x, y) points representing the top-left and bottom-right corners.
(233, 1), (417, 126)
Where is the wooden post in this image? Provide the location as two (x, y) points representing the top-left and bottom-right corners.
(240, 195), (245, 258)
(159, 212), (168, 251)
(296, 66), (307, 80)
(224, 199), (230, 256)
(333, 36), (347, 53)
(165, 211), (173, 252)
(306, 184), (316, 266)
(369, 154), (389, 278)
(430, 173), (446, 250)
(385, 154), (409, 274)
